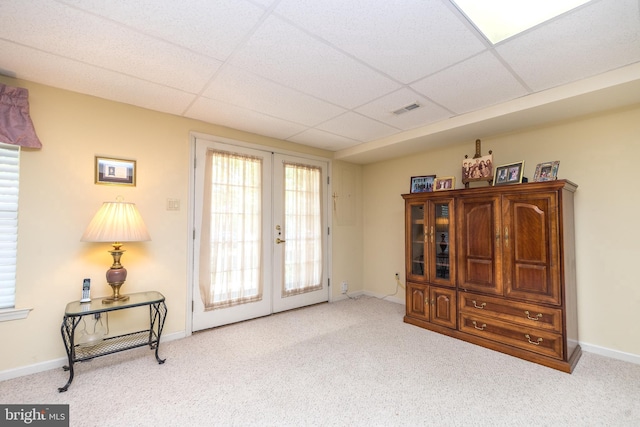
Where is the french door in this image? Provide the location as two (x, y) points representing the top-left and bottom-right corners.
(192, 138), (329, 331)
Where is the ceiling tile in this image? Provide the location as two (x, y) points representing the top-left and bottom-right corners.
(411, 51), (529, 114)
(0, 40), (195, 115)
(0, 0), (222, 93)
(287, 129), (361, 152)
(248, 0), (277, 8)
(228, 15), (401, 109)
(203, 65), (346, 126)
(496, 0), (640, 91)
(355, 88), (452, 130)
(275, 0), (487, 83)
(58, 0), (268, 61)
(317, 112), (399, 142)
(1, 0), (638, 160)
(187, 97), (307, 140)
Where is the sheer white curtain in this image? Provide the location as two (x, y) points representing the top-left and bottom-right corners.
(282, 162), (322, 296)
(199, 149), (263, 309)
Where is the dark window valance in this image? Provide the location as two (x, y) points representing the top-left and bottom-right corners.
(0, 83), (42, 149)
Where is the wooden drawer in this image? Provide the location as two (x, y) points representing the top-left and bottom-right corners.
(459, 312), (563, 360)
(458, 291), (562, 333)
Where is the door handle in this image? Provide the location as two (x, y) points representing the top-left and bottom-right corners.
(276, 238), (286, 244)
(504, 227), (509, 248)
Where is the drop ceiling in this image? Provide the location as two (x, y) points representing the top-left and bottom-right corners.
(1, 0), (639, 164)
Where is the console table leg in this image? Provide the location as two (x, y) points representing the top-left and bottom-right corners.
(58, 364), (74, 393)
(58, 316), (80, 392)
(150, 301), (167, 364)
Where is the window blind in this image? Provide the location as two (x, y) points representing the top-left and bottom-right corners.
(0, 143), (19, 309)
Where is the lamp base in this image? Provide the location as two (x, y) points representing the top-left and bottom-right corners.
(102, 279), (129, 304)
(102, 294), (130, 304)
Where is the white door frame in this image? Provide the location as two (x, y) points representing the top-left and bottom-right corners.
(185, 131), (333, 336)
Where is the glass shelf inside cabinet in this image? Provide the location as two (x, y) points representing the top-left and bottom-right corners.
(435, 203), (450, 279)
(411, 205), (425, 276)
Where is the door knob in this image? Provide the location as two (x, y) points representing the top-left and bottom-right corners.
(276, 238), (286, 244)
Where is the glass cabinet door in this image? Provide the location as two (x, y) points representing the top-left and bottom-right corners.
(409, 203), (427, 280)
(431, 200), (454, 286)
(407, 199), (454, 285)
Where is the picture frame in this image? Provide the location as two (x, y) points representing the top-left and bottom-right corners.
(410, 175), (435, 193)
(462, 154), (493, 181)
(433, 176), (456, 191)
(95, 156), (136, 186)
(533, 161), (560, 182)
(493, 161), (525, 186)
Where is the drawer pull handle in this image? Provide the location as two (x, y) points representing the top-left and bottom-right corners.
(472, 321), (486, 331)
(525, 334), (543, 345)
(472, 300), (486, 309)
(525, 311), (543, 321)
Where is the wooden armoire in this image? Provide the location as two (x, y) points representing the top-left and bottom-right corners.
(402, 180), (580, 372)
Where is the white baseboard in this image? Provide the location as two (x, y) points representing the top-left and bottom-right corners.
(580, 341), (640, 365)
(0, 331), (186, 382)
(0, 357), (68, 382)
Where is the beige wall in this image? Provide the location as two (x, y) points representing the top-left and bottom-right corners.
(0, 76), (363, 373)
(331, 161), (364, 294)
(362, 105), (640, 357)
(2, 73), (638, 375)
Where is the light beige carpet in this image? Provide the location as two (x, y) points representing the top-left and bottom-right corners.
(1, 297), (639, 426)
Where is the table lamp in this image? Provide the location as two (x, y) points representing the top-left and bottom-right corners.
(81, 198), (150, 303)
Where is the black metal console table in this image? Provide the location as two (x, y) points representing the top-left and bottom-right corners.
(58, 291), (167, 392)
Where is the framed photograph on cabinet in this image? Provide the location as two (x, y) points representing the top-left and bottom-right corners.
(410, 175), (435, 193)
(493, 161), (524, 186)
(433, 176), (455, 191)
(462, 154), (493, 181)
(95, 156), (136, 186)
(533, 161), (560, 182)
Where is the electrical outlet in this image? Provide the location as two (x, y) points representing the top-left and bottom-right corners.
(341, 282), (348, 294)
(395, 272), (405, 289)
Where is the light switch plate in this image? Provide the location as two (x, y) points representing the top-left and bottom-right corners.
(166, 198), (180, 211)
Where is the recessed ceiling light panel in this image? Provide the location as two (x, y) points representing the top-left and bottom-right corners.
(453, 0), (591, 44)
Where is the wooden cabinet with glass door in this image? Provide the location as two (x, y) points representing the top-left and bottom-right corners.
(404, 196), (455, 331)
(402, 180), (581, 373)
(405, 199), (455, 287)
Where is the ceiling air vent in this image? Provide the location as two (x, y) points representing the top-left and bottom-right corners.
(392, 102), (421, 115)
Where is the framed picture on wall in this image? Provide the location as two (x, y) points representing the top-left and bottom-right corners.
(410, 175), (436, 193)
(493, 161), (525, 186)
(95, 156), (136, 186)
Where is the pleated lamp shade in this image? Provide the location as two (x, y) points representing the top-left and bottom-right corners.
(81, 201), (150, 243)
(81, 200), (150, 303)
